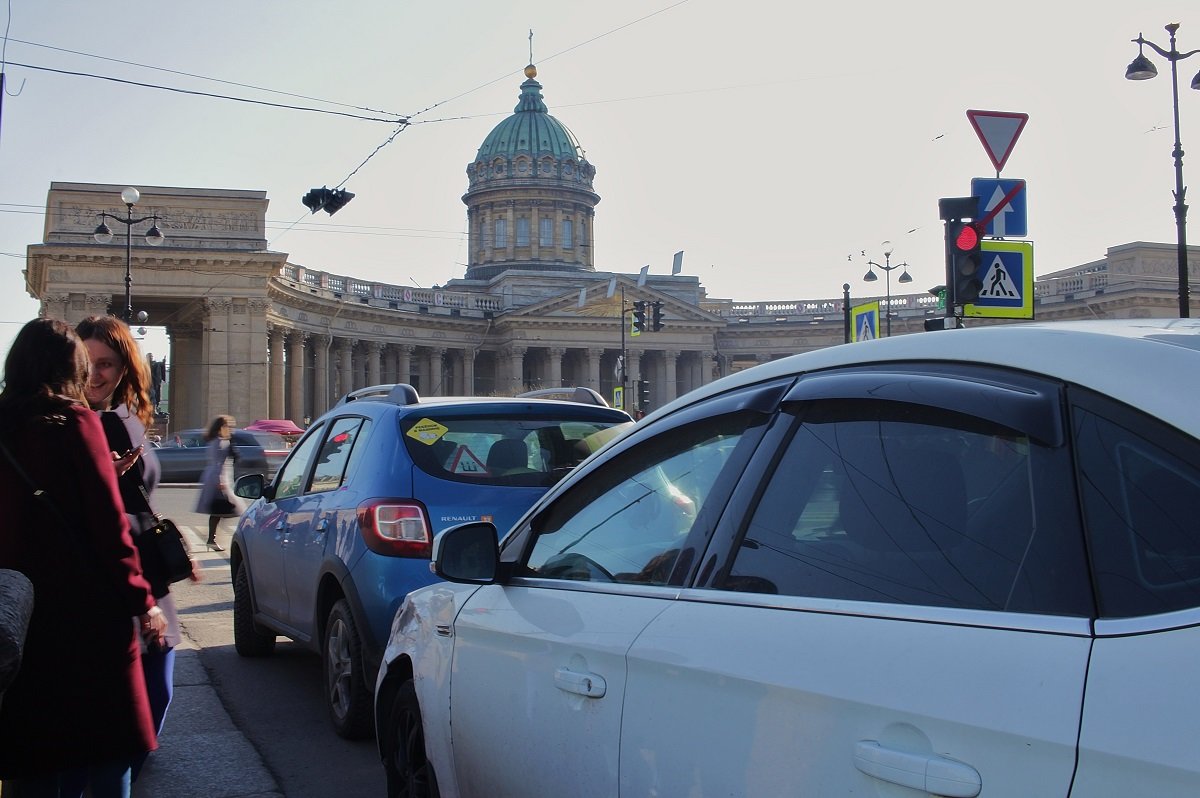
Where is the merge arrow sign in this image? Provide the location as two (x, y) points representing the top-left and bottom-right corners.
(967, 110), (1029, 173)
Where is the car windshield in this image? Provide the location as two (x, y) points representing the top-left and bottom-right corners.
(402, 413), (632, 488)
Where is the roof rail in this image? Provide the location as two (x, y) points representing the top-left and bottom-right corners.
(334, 383), (421, 408)
(515, 386), (608, 407)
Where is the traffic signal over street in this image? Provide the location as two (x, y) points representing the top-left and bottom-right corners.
(632, 301), (647, 335)
(651, 301), (664, 332)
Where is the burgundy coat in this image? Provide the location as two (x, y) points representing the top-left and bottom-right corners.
(0, 404), (158, 778)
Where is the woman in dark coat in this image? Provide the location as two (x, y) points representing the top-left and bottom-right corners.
(0, 319), (164, 798)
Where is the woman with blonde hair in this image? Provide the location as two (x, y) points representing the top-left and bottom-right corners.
(76, 315), (196, 782)
(0, 318), (163, 797)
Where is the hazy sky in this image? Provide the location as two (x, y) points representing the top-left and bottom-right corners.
(2, 1), (1197, 355)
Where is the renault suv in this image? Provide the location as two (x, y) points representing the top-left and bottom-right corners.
(229, 383), (630, 738)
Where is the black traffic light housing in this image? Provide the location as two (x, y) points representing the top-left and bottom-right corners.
(637, 379), (651, 409)
(948, 220), (983, 305)
(302, 187), (355, 216)
(632, 301), (647, 334)
(650, 301), (664, 332)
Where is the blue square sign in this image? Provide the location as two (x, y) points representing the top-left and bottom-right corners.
(971, 178), (1027, 238)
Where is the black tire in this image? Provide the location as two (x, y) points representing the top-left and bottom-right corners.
(233, 564), (276, 657)
(324, 599), (373, 739)
(384, 680), (441, 798)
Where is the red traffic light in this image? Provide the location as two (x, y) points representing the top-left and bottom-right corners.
(954, 223), (980, 251)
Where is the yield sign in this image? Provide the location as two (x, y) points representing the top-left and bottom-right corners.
(966, 110), (1029, 173)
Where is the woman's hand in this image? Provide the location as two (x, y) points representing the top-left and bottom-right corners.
(189, 558), (203, 583)
(140, 604), (167, 642)
(112, 446), (144, 476)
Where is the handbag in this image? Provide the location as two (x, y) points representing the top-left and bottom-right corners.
(99, 412), (193, 584)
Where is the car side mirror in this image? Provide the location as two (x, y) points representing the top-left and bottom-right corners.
(433, 522), (499, 584)
(235, 473), (271, 502)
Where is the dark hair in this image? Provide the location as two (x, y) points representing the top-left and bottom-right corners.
(205, 414), (235, 441)
(76, 315), (154, 426)
(0, 318), (90, 434)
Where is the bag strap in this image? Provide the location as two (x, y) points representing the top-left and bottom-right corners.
(0, 438), (85, 537)
(99, 411), (162, 521)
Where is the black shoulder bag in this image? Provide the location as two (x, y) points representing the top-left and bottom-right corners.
(99, 413), (193, 587)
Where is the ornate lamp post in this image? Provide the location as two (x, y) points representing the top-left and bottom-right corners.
(862, 243), (912, 336)
(93, 187), (165, 322)
(1126, 23), (1200, 318)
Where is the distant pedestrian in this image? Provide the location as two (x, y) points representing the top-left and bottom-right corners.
(195, 415), (243, 551)
(77, 315), (198, 782)
(0, 318), (164, 798)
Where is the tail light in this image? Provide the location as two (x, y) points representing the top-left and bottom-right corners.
(358, 499), (432, 558)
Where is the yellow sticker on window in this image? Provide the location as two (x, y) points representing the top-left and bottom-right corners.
(406, 419), (449, 445)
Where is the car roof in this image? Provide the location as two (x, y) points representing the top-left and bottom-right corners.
(653, 319), (1200, 438)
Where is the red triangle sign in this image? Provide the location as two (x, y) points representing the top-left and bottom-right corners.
(966, 110), (1029, 173)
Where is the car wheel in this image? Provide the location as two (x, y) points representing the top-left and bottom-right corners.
(324, 599), (373, 739)
(384, 680), (440, 798)
(233, 565), (276, 657)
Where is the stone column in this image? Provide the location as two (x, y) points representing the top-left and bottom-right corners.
(40, 293), (70, 323)
(201, 297), (232, 424)
(663, 350), (680, 404)
(338, 339), (355, 397)
(367, 341), (383, 386)
(288, 331), (307, 423)
(397, 344), (413, 386)
(547, 347), (565, 387)
(168, 323), (202, 430)
(312, 334), (330, 416)
(506, 346), (527, 394)
(269, 327), (286, 419)
(701, 350), (716, 387)
(585, 348), (603, 392)
(86, 294), (113, 323)
(427, 348), (445, 396)
(462, 347), (476, 396)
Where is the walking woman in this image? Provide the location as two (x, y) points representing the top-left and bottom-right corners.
(195, 414), (242, 551)
(0, 318), (164, 798)
(76, 315), (197, 781)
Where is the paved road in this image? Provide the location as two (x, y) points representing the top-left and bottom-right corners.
(133, 487), (385, 798)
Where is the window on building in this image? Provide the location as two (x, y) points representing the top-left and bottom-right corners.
(517, 217), (530, 246)
(562, 219), (573, 249)
(540, 218), (553, 248)
(494, 218), (507, 249)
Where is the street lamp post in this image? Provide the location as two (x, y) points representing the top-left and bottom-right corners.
(93, 187), (165, 322)
(1126, 23), (1200, 318)
(862, 244), (912, 336)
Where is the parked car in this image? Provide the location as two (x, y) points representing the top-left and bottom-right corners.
(229, 384), (632, 739)
(375, 319), (1200, 798)
(155, 428), (269, 483)
(244, 430), (289, 478)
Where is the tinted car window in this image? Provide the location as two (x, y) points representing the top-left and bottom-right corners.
(1073, 394), (1200, 618)
(524, 411), (755, 585)
(402, 413), (629, 488)
(311, 418), (369, 494)
(726, 400), (1091, 615)
(275, 424), (324, 500)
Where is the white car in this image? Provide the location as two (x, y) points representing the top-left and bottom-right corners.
(375, 319), (1200, 798)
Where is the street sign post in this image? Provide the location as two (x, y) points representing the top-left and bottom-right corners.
(964, 240), (1034, 319)
(971, 178), (1028, 237)
(966, 110), (1029, 174)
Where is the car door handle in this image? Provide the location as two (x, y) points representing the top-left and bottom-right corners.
(315, 518), (330, 534)
(554, 667), (606, 698)
(853, 741), (980, 798)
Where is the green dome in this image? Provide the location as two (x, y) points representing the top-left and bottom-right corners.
(475, 66), (583, 161)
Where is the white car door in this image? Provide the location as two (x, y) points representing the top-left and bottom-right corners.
(448, 406), (764, 798)
(621, 369), (1096, 795)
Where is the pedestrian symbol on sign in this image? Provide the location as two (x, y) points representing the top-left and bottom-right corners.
(978, 255), (1019, 299)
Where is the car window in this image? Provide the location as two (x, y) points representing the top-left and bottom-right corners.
(310, 418), (370, 494)
(274, 424), (325, 500)
(249, 431), (288, 451)
(724, 399), (1092, 615)
(524, 412), (755, 585)
(401, 412), (630, 488)
(1073, 394), (1200, 618)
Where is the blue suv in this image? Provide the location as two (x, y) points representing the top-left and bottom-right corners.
(230, 384), (631, 738)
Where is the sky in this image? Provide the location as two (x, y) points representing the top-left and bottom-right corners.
(2, 1), (1198, 359)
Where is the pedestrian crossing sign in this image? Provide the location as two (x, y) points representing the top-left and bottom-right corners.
(851, 300), (879, 342)
(965, 240), (1034, 319)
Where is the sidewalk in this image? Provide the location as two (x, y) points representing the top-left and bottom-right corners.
(132, 529), (283, 798)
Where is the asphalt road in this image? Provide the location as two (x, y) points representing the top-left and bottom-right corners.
(147, 487), (385, 798)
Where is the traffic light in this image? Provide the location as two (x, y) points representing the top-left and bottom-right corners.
(651, 301), (664, 332)
(301, 187), (355, 216)
(947, 220), (983, 305)
(632, 301), (647, 335)
(302, 187), (329, 214)
(323, 188), (355, 215)
(637, 379), (651, 408)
